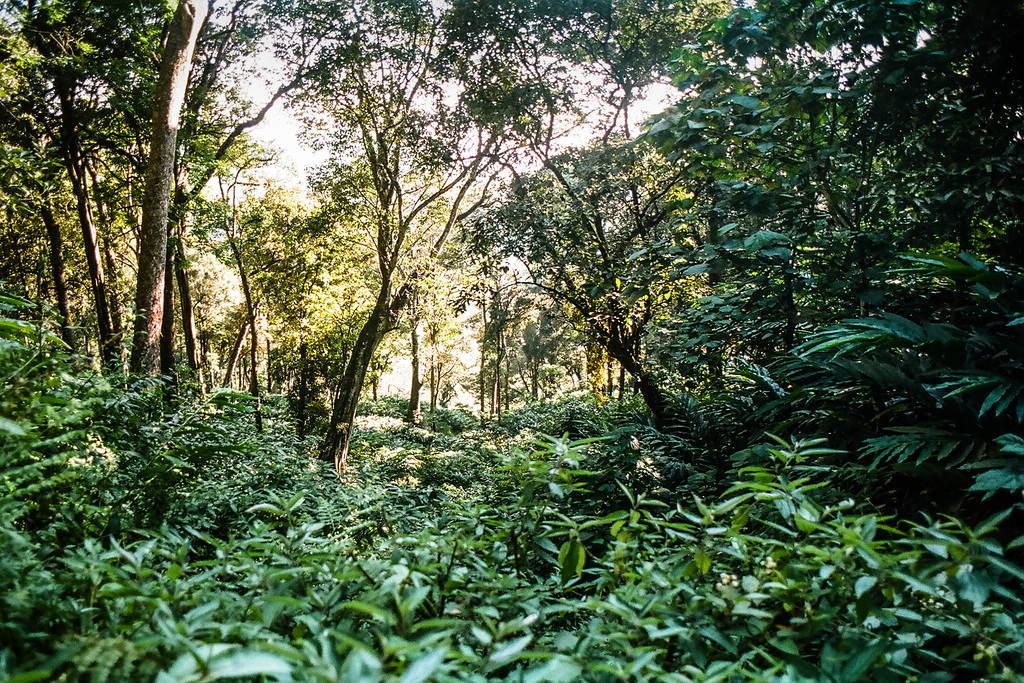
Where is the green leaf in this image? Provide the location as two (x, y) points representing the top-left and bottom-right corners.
(206, 650), (293, 681)
(400, 647), (447, 683)
(558, 538), (585, 585)
(854, 576), (877, 598)
(0, 416), (27, 436)
(695, 548), (712, 575)
(523, 657), (583, 683)
(839, 641), (885, 683)
(731, 95), (759, 109)
(484, 635), (532, 672)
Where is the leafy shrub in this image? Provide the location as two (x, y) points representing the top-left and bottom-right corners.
(357, 394), (410, 419)
(501, 393), (606, 438)
(3, 434), (1022, 682)
(423, 405), (478, 435)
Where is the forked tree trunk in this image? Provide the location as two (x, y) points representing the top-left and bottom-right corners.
(131, 0), (208, 375)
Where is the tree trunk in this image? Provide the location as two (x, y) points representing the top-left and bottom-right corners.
(479, 292), (488, 422)
(248, 311), (263, 431)
(101, 237), (125, 352)
(297, 341), (309, 439)
(407, 317), (422, 424)
(609, 347), (669, 428)
(174, 235), (203, 388)
(57, 83), (116, 366)
(324, 285), (406, 473)
(40, 202), (75, 350)
(228, 237), (262, 431)
(429, 361), (438, 413)
(131, 0), (208, 375)
(223, 318), (247, 388)
(159, 242), (178, 383)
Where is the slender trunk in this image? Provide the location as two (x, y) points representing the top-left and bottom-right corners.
(160, 242), (178, 383)
(266, 335), (273, 394)
(101, 237), (125, 348)
(229, 238), (262, 431)
(324, 300), (390, 472)
(531, 359), (539, 401)
(618, 365), (626, 401)
(57, 83), (115, 365)
(429, 362), (438, 413)
(248, 311), (262, 431)
(479, 293), (488, 423)
(407, 318), (422, 424)
(781, 268), (796, 353)
(223, 318), (247, 388)
(297, 341), (309, 439)
(88, 160), (125, 352)
(324, 282), (408, 473)
(40, 202), (75, 350)
(174, 235), (203, 388)
(131, 0), (208, 375)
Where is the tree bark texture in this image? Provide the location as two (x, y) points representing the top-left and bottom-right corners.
(131, 0), (208, 375)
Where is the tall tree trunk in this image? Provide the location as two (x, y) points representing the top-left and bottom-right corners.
(479, 292), (488, 422)
(429, 361), (438, 413)
(229, 238), (262, 431)
(57, 83), (115, 366)
(407, 319), (422, 424)
(324, 284), (407, 473)
(101, 237), (125, 352)
(87, 160), (126, 354)
(248, 311), (263, 431)
(40, 202), (75, 350)
(160, 242), (177, 381)
(297, 341), (309, 439)
(131, 0), (208, 375)
(223, 318), (247, 388)
(174, 235), (203, 388)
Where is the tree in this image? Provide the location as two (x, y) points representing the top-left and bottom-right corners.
(131, 0), (208, 375)
(643, 0), (1024, 506)
(476, 142), (688, 424)
(305, 0), (506, 472)
(1, 0), (172, 366)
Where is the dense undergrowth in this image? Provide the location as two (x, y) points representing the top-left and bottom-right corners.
(3, 292), (1024, 682)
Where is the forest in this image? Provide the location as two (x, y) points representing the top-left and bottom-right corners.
(1, 0), (1023, 680)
